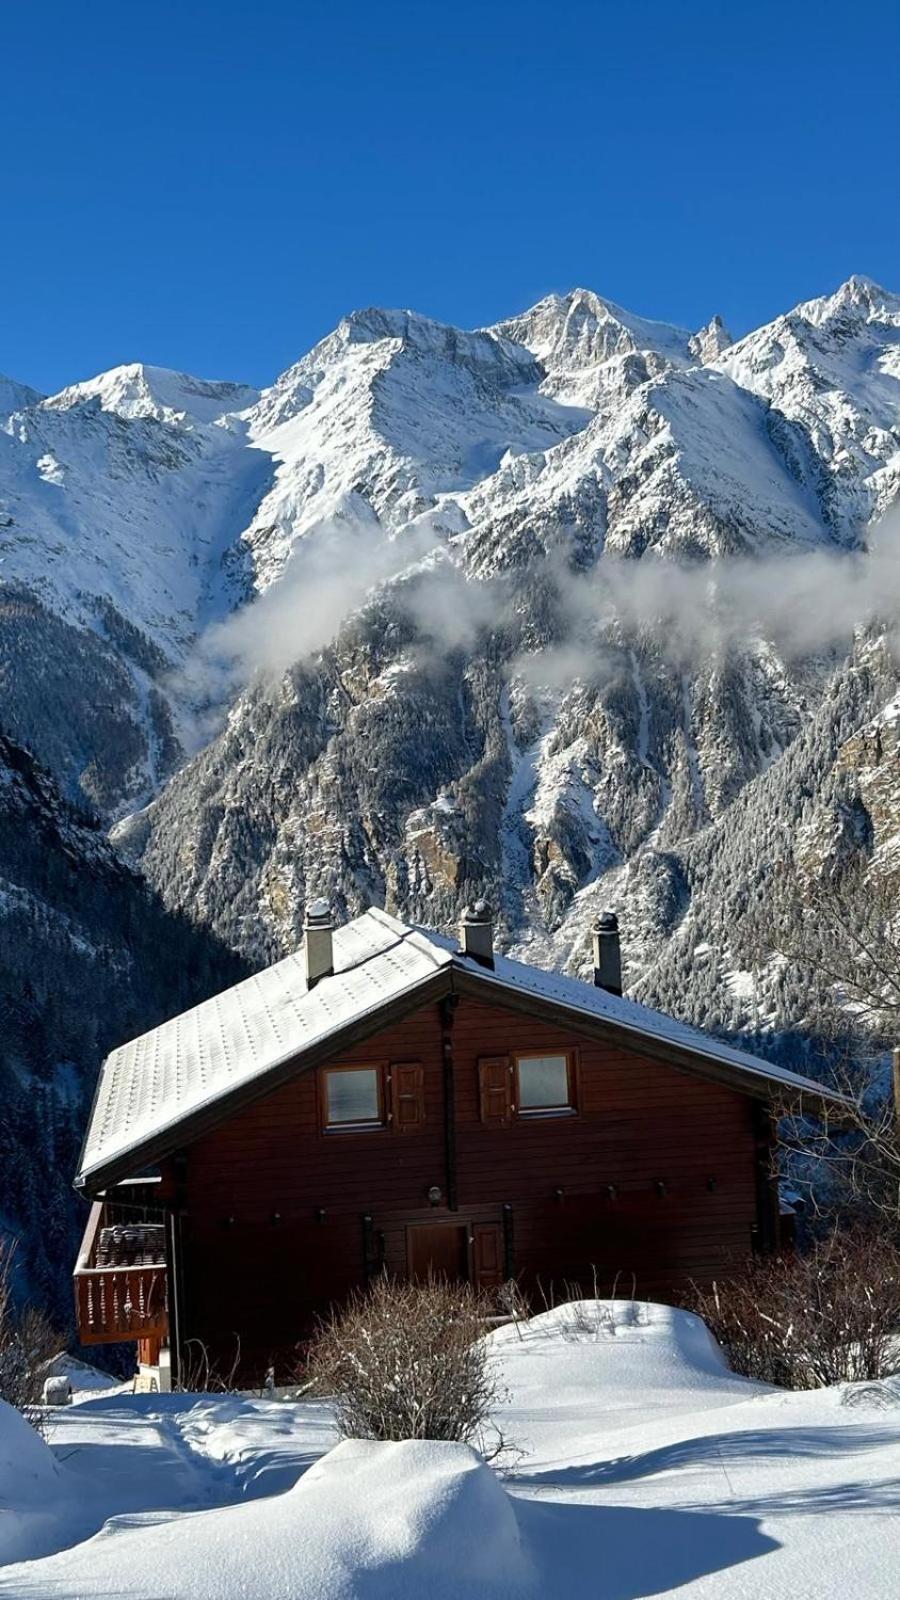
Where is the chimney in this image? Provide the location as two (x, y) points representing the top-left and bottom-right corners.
(304, 897), (334, 990)
(592, 912), (622, 996)
(459, 900), (494, 969)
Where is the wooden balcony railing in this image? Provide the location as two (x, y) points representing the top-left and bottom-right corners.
(74, 1200), (169, 1346)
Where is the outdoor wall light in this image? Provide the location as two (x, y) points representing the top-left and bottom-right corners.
(654, 1179), (668, 1198)
(427, 1185), (442, 1207)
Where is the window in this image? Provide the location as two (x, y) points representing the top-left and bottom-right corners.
(476, 1051), (577, 1123)
(515, 1053), (573, 1114)
(323, 1065), (383, 1129)
(319, 1060), (426, 1133)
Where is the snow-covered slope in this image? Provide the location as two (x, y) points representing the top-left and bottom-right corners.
(6, 1303), (900, 1599)
(716, 275), (900, 542)
(238, 308), (590, 591)
(0, 367), (271, 807)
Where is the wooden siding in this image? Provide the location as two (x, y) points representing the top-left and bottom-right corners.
(169, 994), (762, 1376)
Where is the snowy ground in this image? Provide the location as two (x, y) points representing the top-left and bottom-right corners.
(3, 1302), (900, 1598)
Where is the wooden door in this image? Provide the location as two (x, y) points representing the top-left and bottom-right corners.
(472, 1222), (504, 1291)
(407, 1223), (469, 1284)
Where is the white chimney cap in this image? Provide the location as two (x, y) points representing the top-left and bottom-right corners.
(463, 899), (491, 922)
(306, 897), (332, 923)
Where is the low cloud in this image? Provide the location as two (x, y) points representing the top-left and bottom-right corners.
(515, 509), (900, 684)
(177, 505), (900, 739)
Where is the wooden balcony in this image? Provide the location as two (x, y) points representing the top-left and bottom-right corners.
(74, 1198), (169, 1346)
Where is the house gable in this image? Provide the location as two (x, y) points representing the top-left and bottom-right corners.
(76, 907), (847, 1196)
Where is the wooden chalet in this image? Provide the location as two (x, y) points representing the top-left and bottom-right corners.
(73, 901), (846, 1384)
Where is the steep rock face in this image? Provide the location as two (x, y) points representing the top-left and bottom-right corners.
(628, 637), (900, 1039)
(716, 276), (900, 542)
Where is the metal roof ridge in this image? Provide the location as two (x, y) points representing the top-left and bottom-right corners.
(364, 905), (413, 934)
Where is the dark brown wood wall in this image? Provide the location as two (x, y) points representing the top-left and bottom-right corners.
(170, 994), (760, 1374)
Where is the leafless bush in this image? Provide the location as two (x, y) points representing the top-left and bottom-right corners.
(496, 1279), (530, 1338)
(305, 1274), (507, 1452)
(176, 1335), (242, 1392)
(532, 1266), (645, 1340)
(691, 1227), (900, 1389)
(0, 1241), (60, 1429)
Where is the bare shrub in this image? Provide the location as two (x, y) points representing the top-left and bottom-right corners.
(0, 1241), (60, 1428)
(305, 1275), (505, 1451)
(176, 1335), (242, 1393)
(691, 1227), (900, 1389)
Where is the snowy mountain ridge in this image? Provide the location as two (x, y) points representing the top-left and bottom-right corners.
(47, 362), (260, 427)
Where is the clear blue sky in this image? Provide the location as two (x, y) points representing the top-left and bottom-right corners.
(3, 0), (898, 393)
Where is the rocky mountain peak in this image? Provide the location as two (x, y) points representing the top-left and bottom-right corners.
(494, 287), (694, 376)
(807, 274), (900, 326)
(688, 314), (733, 364)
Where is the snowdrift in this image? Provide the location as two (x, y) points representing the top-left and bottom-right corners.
(0, 1438), (535, 1600)
(0, 1399), (64, 1565)
(483, 1299), (755, 1440)
(490, 1298), (753, 1414)
(0, 1399), (59, 1505)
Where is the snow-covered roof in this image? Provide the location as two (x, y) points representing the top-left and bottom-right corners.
(77, 907), (845, 1189)
(78, 909), (451, 1187)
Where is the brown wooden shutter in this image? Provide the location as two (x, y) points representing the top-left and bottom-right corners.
(478, 1055), (512, 1125)
(472, 1222), (504, 1290)
(391, 1062), (425, 1133)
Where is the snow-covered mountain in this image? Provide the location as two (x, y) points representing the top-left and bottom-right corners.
(5, 273), (900, 1321)
(2, 275), (900, 1000)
